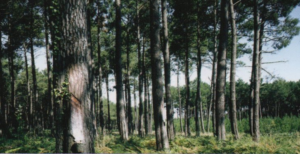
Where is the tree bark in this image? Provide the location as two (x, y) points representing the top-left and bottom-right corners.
(177, 59), (183, 134)
(143, 41), (149, 135)
(106, 74), (111, 131)
(229, 0), (239, 140)
(216, 0), (229, 141)
(126, 28), (133, 135)
(7, 18), (18, 133)
(209, 0), (218, 135)
(60, 0), (95, 152)
(0, 28), (11, 138)
(136, 0), (145, 137)
(161, 0), (174, 140)
(150, 0), (170, 150)
(97, 1), (104, 135)
(115, 0), (129, 141)
(252, 0), (260, 142)
(184, 36), (191, 137)
(44, 0), (54, 132)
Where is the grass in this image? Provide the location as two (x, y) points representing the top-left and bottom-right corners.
(93, 132), (300, 153)
(2, 116), (300, 153)
(1, 131), (300, 153)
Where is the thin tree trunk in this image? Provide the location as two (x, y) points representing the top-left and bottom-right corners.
(23, 44), (32, 131)
(229, 0), (239, 140)
(106, 74), (111, 131)
(177, 59), (183, 133)
(210, 0), (218, 135)
(136, 0), (145, 137)
(161, 0), (174, 140)
(126, 28), (133, 135)
(184, 37), (191, 137)
(147, 78), (152, 134)
(133, 79), (138, 133)
(150, 0), (170, 150)
(7, 19), (18, 133)
(0, 28), (11, 138)
(115, 0), (129, 141)
(195, 23), (201, 137)
(252, 0), (260, 142)
(44, 0), (54, 132)
(97, 2), (104, 135)
(143, 42), (149, 135)
(216, 0), (228, 141)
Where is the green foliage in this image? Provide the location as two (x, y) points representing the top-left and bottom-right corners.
(93, 131), (300, 153)
(0, 131), (55, 153)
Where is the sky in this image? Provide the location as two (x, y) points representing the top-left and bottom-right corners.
(35, 6), (300, 103)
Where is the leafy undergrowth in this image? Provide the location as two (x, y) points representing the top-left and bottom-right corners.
(1, 131), (300, 153)
(0, 131), (55, 153)
(95, 132), (300, 153)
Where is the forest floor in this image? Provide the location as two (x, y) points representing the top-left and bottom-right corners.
(1, 130), (300, 153)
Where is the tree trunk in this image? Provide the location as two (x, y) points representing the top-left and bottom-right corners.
(216, 0), (228, 141)
(209, 0), (218, 135)
(44, 0), (54, 132)
(23, 44), (32, 131)
(137, 0), (145, 137)
(177, 59), (183, 134)
(7, 19), (18, 133)
(97, 2), (104, 135)
(60, 0), (95, 152)
(252, 0), (260, 142)
(133, 79), (138, 133)
(150, 0), (170, 150)
(161, 0), (174, 140)
(29, 1), (42, 134)
(0, 28), (11, 138)
(106, 74), (111, 131)
(147, 78), (152, 134)
(195, 23), (201, 137)
(143, 42), (149, 135)
(126, 28), (133, 135)
(184, 37), (191, 137)
(229, 0), (239, 140)
(115, 0), (129, 141)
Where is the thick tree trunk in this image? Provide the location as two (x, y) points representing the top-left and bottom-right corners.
(115, 0), (129, 141)
(60, 0), (95, 152)
(150, 0), (170, 150)
(216, 0), (228, 141)
(229, 0), (239, 140)
(161, 0), (174, 140)
(252, 0), (260, 142)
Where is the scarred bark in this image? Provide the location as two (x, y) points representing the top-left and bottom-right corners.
(60, 0), (95, 152)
